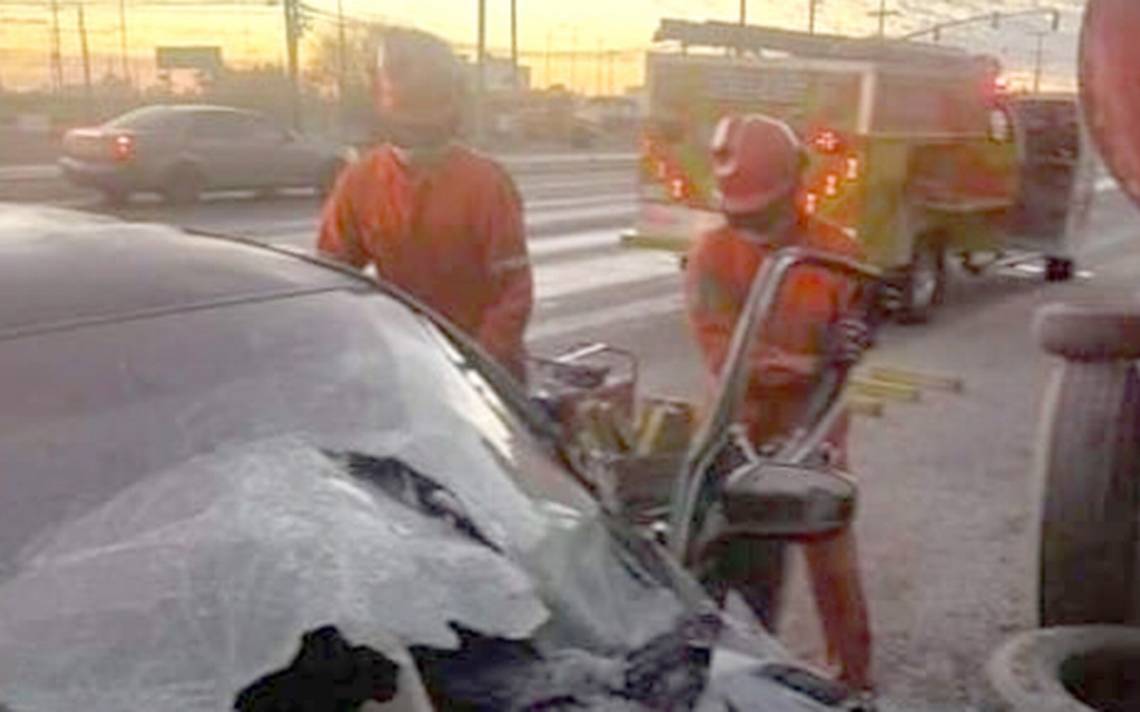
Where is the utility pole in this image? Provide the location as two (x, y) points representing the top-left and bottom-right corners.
(49, 0), (63, 92)
(118, 0), (129, 84)
(77, 4), (93, 117)
(336, 0), (347, 137)
(595, 41), (602, 96)
(476, 0), (486, 143)
(510, 0), (519, 92)
(1032, 30), (1048, 94)
(808, 0), (817, 34)
(868, 0), (900, 38)
(282, 0), (301, 129)
(544, 29), (552, 87)
(737, 0), (746, 56)
(569, 27), (578, 93)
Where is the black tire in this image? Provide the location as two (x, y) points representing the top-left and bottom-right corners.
(99, 187), (129, 207)
(316, 160), (346, 199)
(986, 626), (1140, 711)
(1035, 354), (1140, 627)
(896, 237), (945, 325)
(1046, 257), (1076, 283)
(1037, 303), (1140, 361)
(163, 164), (203, 206)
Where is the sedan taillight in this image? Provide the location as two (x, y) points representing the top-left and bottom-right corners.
(111, 134), (135, 162)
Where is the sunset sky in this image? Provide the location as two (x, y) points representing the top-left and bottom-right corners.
(0, 0), (1086, 92)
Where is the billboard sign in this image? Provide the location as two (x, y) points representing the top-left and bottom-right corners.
(156, 46), (223, 73)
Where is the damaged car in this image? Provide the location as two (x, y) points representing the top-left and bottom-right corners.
(0, 204), (874, 711)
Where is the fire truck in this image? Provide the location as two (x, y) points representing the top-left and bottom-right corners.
(623, 20), (1096, 322)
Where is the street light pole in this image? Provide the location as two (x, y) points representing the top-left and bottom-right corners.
(808, 0), (817, 34)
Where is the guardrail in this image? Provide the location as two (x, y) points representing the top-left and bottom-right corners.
(0, 152), (638, 188)
(0, 165), (58, 182)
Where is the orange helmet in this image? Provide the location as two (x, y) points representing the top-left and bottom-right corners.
(373, 28), (466, 135)
(710, 114), (806, 216)
(1080, 0), (1140, 209)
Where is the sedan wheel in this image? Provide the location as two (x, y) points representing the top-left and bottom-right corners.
(163, 165), (204, 206)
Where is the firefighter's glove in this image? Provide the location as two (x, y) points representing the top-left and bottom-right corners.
(826, 317), (872, 368)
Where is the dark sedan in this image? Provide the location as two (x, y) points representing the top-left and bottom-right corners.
(59, 105), (352, 205)
(0, 204), (855, 711)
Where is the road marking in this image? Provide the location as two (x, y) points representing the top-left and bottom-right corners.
(526, 203), (636, 229)
(529, 229), (618, 257)
(525, 193), (635, 211)
(521, 177), (633, 194)
(530, 293), (684, 340)
(535, 250), (681, 301)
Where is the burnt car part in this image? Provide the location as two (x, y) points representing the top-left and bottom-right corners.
(408, 618), (714, 710)
(234, 625), (401, 712)
(328, 450), (503, 553)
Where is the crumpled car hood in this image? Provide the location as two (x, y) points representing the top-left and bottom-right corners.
(0, 437), (548, 710)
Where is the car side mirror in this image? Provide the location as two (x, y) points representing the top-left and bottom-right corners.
(718, 462), (856, 540)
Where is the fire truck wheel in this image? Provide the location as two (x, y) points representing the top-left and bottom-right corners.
(1035, 350), (1140, 626)
(1045, 257), (1076, 283)
(897, 239), (945, 324)
(986, 626), (1140, 711)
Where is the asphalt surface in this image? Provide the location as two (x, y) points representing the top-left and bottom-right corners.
(20, 167), (1140, 710)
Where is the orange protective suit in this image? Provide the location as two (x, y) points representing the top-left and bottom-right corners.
(318, 144), (533, 378)
(685, 215), (873, 692)
(685, 217), (861, 446)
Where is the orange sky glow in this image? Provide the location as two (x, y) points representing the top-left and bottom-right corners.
(0, 0), (1082, 93)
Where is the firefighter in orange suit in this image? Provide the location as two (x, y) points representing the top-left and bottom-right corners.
(685, 113), (874, 692)
(318, 27), (533, 380)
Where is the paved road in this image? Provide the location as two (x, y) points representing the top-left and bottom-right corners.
(43, 166), (1140, 709)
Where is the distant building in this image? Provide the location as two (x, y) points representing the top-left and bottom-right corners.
(462, 55), (532, 93)
(576, 95), (640, 128)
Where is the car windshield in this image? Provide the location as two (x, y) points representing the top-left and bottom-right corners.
(0, 288), (701, 710)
